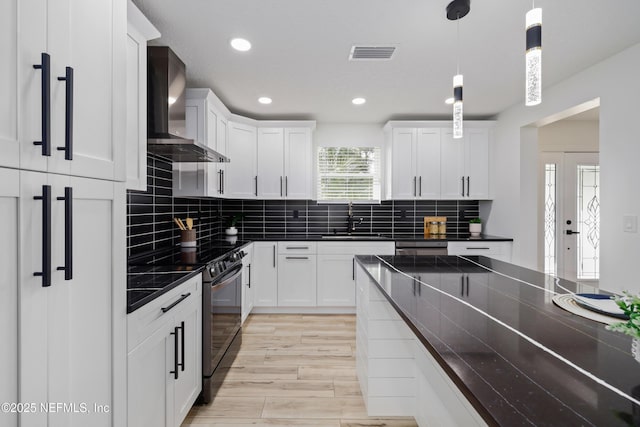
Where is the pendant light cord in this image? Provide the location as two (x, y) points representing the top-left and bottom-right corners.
(456, 12), (460, 74)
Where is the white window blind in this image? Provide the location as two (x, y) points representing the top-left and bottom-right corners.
(317, 147), (381, 201)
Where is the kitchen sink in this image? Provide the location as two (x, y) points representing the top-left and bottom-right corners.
(321, 234), (389, 240)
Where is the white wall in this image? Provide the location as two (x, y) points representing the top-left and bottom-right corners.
(488, 42), (640, 294)
(538, 120), (599, 152)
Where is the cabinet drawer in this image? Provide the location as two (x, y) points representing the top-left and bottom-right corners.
(128, 274), (202, 351)
(447, 241), (512, 256)
(278, 241), (317, 254)
(317, 241), (395, 255)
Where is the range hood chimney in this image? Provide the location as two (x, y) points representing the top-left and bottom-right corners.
(147, 47), (229, 163)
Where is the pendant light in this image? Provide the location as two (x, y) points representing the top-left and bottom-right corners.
(447, 0), (469, 139)
(525, 3), (542, 106)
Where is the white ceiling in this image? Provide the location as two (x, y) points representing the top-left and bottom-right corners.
(133, 0), (640, 124)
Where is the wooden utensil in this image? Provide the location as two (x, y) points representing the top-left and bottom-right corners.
(186, 218), (193, 230)
(174, 217), (186, 231)
(177, 218), (187, 230)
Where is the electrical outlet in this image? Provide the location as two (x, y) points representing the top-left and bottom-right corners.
(623, 215), (638, 233)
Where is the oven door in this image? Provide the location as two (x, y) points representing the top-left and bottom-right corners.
(201, 263), (242, 403)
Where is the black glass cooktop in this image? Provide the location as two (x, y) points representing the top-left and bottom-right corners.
(128, 239), (249, 267)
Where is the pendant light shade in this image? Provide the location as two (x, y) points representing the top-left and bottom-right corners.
(526, 7), (542, 106)
(453, 74), (463, 139)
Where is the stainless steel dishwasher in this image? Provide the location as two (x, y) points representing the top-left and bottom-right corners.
(395, 240), (448, 255)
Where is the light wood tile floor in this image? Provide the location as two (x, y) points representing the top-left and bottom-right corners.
(182, 314), (418, 427)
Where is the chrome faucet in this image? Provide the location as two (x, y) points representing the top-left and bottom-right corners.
(347, 202), (363, 234)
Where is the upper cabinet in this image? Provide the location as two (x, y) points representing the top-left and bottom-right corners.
(226, 121), (258, 198)
(386, 121), (493, 200)
(126, 1), (160, 191)
(440, 127), (490, 199)
(257, 126), (313, 199)
(174, 88), (229, 197)
(389, 128), (440, 199)
(8, 0), (127, 180)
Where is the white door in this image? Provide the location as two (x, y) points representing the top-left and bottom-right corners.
(0, 1), (20, 169)
(562, 153), (600, 282)
(391, 128), (417, 199)
(252, 242), (278, 307)
(284, 128), (312, 199)
(317, 254), (355, 306)
(278, 255), (317, 306)
(440, 129), (465, 199)
(464, 128), (490, 199)
(0, 169), (19, 427)
(257, 128), (284, 198)
(226, 122), (257, 198)
(415, 128), (441, 199)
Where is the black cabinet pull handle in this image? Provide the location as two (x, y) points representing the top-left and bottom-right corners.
(33, 185), (52, 287)
(33, 53), (51, 156)
(179, 321), (185, 372)
(419, 176), (422, 197)
(461, 176), (465, 197)
(255, 176), (258, 197)
(218, 170), (223, 194)
(247, 264), (251, 288)
(273, 245), (276, 267)
(466, 247), (490, 250)
(161, 292), (191, 313)
(285, 176), (288, 197)
(466, 176), (470, 197)
(56, 187), (73, 280)
(286, 256), (308, 260)
(57, 67), (73, 160)
(280, 176), (283, 197)
(221, 170), (225, 194)
(352, 258), (355, 281)
(413, 176), (417, 197)
(170, 326), (179, 380)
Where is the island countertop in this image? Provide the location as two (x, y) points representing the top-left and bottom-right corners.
(355, 255), (640, 426)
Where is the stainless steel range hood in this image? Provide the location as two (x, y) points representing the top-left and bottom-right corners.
(147, 47), (229, 163)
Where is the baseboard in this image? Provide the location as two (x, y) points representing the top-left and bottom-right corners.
(251, 306), (356, 314)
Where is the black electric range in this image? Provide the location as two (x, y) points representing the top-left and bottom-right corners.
(127, 239), (249, 313)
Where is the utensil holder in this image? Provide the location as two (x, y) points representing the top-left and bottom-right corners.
(180, 229), (196, 249)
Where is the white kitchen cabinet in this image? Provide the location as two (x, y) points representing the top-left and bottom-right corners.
(278, 254), (317, 306)
(257, 128), (285, 198)
(252, 242), (278, 307)
(390, 128), (440, 199)
(7, 0), (126, 180)
(128, 274), (202, 427)
(441, 128), (490, 199)
(19, 171), (126, 427)
(126, 1), (160, 191)
(257, 127), (313, 199)
(0, 169), (18, 427)
(174, 88), (230, 197)
(447, 241), (512, 262)
(226, 121), (257, 198)
(317, 241), (395, 307)
(241, 244), (254, 323)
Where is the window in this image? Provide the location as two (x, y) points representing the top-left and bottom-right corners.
(317, 147), (381, 201)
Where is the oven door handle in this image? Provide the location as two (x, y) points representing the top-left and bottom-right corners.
(210, 264), (243, 291)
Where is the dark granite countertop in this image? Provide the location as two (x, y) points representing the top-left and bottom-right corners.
(228, 233), (512, 242)
(355, 254), (639, 427)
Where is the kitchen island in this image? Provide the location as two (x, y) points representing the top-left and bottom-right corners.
(355, 255), (640, 426)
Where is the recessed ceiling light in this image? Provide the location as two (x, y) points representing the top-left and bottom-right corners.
(258, 97), (272, 105)
(230, 38), (251, 52)
(445, 97), (454, 105)
(352, 97), (366, 105)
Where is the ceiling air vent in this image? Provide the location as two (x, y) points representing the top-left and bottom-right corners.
(349, 46), (396, 60)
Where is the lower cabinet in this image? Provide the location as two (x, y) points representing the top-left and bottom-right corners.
(241, 243), (254, 323)
(128, 275), (202, 427)
(317, 242), (396, 307)
(252, 242), (278, 307)
(278, 254), (317, 306)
